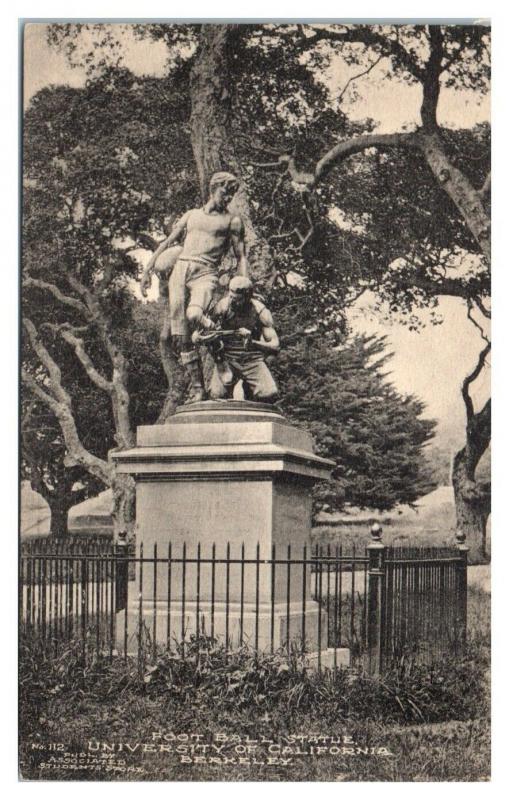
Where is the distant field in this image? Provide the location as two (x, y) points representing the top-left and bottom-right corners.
(312, 520), (457, 551)
(21, 483), (491, 562)
(313, 486), (491, 556)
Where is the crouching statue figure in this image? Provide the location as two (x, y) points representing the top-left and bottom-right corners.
(193, 275), (279, 404)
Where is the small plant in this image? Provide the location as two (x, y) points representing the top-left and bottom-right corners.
(22, 630), (485, 727)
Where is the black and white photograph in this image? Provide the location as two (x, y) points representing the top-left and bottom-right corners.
(19, 18), (491, 782)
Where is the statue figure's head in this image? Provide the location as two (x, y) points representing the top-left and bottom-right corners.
(209, 171), (239, 210)
(228, 275), (253, 310)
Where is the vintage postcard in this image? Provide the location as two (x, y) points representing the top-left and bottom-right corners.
(20, 20), (491, 782)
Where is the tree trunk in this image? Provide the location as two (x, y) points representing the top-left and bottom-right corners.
(111, 471), (136, 541)
(452, 480), (489, 564)
(189, 25), (273, 285)
(417, 130), (491, 262)
(47, 497), (72, 537)
(189, 24), (239, 197)
(452, 401), (491, 564)
(415, 131), (491, 563)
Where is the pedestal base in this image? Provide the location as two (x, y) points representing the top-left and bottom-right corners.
(117, 600), (350, 668)
(113, 401), (336, 665)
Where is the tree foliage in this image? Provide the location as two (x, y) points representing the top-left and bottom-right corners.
(23, 23), (490, 541)
(22, 68), (198, 532)
(21, 398), (104, 536)
(274, 305), (435, 513)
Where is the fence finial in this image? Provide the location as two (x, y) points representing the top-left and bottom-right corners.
(370, 522), (383, 542)
(455, 529), (466, 546)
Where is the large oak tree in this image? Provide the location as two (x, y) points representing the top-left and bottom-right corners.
(25, 23), (490, 558)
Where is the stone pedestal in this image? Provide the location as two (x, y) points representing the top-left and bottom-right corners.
(113, 401), (346, 661)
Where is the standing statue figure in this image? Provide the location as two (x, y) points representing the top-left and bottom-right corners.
(140, 172), (248, 403)
(192, 276), (280, 404)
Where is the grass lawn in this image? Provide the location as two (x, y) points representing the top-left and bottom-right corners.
(19, 584), (490, 782)
(20, 699), (489, 782)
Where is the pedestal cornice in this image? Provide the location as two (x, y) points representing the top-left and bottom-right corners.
(113, 401), (334, 482)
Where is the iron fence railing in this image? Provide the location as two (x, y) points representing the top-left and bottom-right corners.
(384, 545), (467, 662)
(19, 527), (469, 674)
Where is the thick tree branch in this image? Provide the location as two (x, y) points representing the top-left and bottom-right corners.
(461, 340), (491, 422)
(392, 270), (488, 302)
(280, 132), (418, 191)
(315, 132), (418, 183)
(420, 26), (443, 128)
(280, 124), (489, 263)
(22, 317), (110, 484)
(22, 318), (68, 404)
(41, 321), (92, 337)
(480, 172), (491, 198)
(277, 131), (490, 273)
(416, 130), (491, 261)
(61, 275), (133, 447)
(271, 24), (489, 264)
(65, 273), (93, 301)
(66, 273), (128, 363)
(471, 397), (491, 443)
(21, 369), (60, 415)
(277, 25), (425, 81)
(474, 296), (491, 319)
(24, 277), (90, 317)
(467, 301), (490, 344)
(59, 329), (114, 394)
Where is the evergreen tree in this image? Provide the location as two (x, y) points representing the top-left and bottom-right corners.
(26, 25), (488, 533)
(274, 306), (436, 513)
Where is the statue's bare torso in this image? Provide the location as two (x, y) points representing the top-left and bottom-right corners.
(179, 208), (234, 269)
(139, 172), (249, 403)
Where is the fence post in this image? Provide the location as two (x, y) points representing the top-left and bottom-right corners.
(367, 523), (386, 676)
(115, 530), (128, 612)
(455, 530), (469, 649)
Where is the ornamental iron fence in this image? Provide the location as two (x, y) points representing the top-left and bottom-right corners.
(19, 526), (468, 674)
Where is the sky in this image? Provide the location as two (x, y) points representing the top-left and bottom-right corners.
(22, 22), (491, 438)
